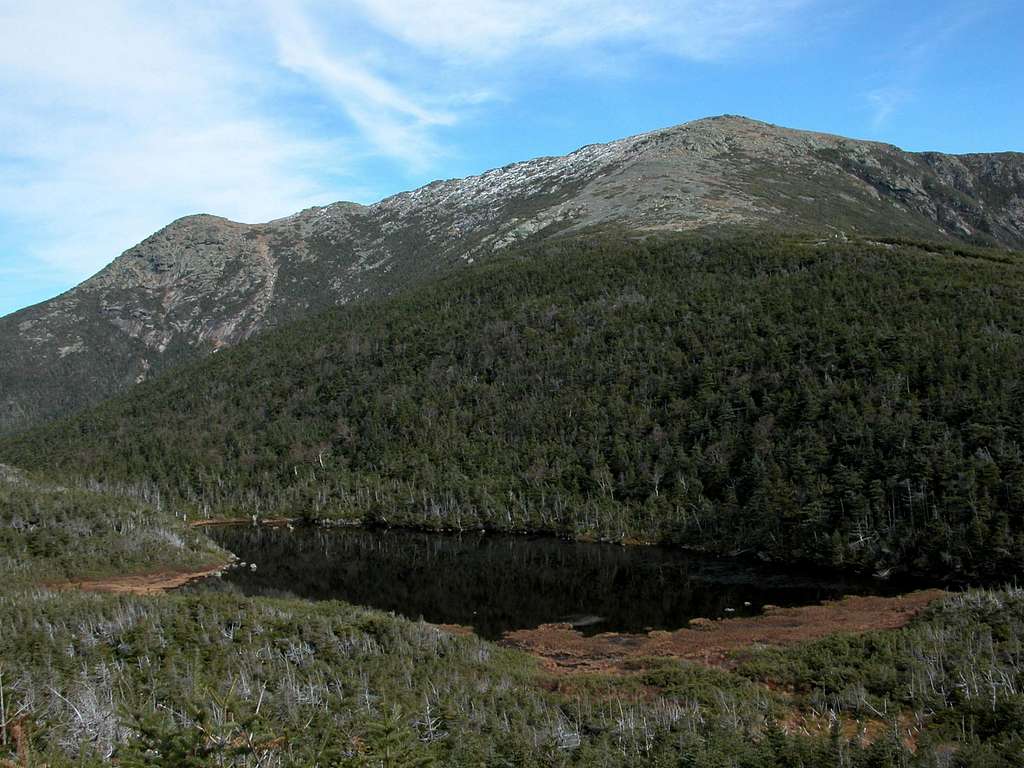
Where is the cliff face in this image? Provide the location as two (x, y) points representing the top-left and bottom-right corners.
(2, 115), (1022, 433)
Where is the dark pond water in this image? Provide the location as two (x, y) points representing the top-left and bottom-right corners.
(206, 525), (901, 640)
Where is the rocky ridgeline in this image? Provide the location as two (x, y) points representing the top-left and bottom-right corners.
(2, 115), (1022, 432)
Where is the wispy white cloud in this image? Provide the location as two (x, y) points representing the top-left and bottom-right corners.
(862, 2), (991, 131)
(259, 0), (813, 166)
(0, 0), (812, 314)
(0, 1), (348, 288)
(865, 86), (910, 129)
(262, 1), (457, 168)
(349, 0), (809, 62)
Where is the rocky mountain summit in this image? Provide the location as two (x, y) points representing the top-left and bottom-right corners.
(2, 115), (1022, 432)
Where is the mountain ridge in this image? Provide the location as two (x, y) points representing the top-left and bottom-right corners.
(2, 115), (1022, 432)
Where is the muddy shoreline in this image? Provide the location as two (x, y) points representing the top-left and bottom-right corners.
(53, 561), (232, 595)
(502, 590), (946, 673)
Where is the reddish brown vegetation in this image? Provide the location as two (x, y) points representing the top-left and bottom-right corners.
(55, 563), (229, 595)
(502, 590), (946, 675)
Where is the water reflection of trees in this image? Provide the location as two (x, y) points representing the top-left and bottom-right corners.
(210, 527), (873, 639)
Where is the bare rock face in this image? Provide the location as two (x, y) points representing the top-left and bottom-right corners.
(1, 116), (1021, 432)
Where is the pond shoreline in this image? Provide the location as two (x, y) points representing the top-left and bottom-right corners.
(190, 514), (946, 592)
(52, 559), (234, 595)
(501, 589), (947, 674)
(203, 523), (937, 640)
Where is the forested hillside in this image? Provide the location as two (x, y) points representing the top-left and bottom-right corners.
(5, 232), (1024, 578)
(4, 115), (1022, 435)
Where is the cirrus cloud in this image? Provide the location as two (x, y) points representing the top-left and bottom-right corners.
(0, 0), (813, 316)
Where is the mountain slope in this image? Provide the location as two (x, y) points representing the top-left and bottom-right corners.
(2, 115), (1023, 432)
(5, 231), (1023, 578)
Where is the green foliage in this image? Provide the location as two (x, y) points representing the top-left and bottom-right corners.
(357, 705), (436, 768)
(634, 657), (773, 710)
(0, 466), (222, 587)
(738, 587), (1024, 752)
(4, 583), (1024, 766)
(5, 232), (1024, 578)
(6, 230), (1024, 766)
(120, 686), (280, 768)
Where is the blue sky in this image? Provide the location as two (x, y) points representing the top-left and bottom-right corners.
(1, 0), (1021, 317)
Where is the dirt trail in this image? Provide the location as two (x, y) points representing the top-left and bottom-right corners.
(502, 589), (945, 674)
(57, 563), (230, 595)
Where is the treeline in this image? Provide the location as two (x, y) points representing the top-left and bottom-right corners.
(4, 232), (1024, 578)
